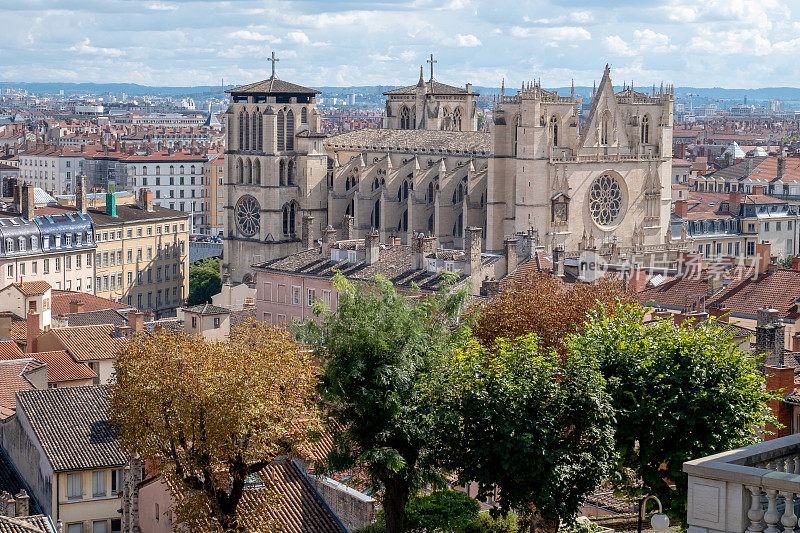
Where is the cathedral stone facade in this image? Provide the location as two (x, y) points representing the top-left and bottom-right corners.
(223, 63), (673, 285)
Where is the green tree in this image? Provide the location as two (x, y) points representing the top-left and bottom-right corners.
(405, 490), (480, 533)
(296, 273), (469, 533)
(427, 334), (615, 533)
(570, 305), (774, 525)
(109, 321), (320, 532)
(477, 113), (486, 131)
(188, 257), (222, 305)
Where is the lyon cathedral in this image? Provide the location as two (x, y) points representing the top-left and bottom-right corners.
(223, 57), (673, 285)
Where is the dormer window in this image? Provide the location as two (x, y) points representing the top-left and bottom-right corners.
(445, 261), (455, 272)
(347, 250), (357, 263)
(5, 238), (12, 253)
(18, 237), (25, 252)
(55, 235), (61, 248)
(427, 259), (437, 273)
(43, 236), (49, 249)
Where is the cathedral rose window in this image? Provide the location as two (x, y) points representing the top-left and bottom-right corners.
(235, 195), (261, 237)
(588, 174), (622, 227)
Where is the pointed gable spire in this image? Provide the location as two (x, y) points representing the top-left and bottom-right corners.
(417, 66), (425, 87)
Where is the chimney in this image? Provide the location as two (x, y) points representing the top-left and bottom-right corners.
(128, 310), (144, 333)
(365, 230), (380, 265)
(69, 300), (84, 314)
(778, 156), (786, 178)
(341, 215), (354, 240)
(14, 490), (29, 518)
(674, 199), (688, 218)
(708, 306), (731, 323)
(321, 225), (337, 259)
(106, 184), (117, 217)
(139, 188), (154, 212)
(465, 227), (482, 275)
(26, 311), (39, 354)
(21, 183), (34, 221)
(706, 273), (724, 296)
(765, 365), (795, 439)
(76, 175), (87, 214)
(755, 242), (772, 274)
(411, 234), (437, 270)
(0, 315), (10, 341)
(504, 237), (518, 276)
(301, 215), (314, 250)
(755, 308), (784, 371)
(727, 192), (743, 215)
(552, 245), (565, 277)
(792, 332), (800, 353)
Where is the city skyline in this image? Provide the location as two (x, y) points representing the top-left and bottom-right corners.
(1, 0), (799, 89)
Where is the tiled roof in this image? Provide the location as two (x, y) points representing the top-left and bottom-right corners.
(384, 80), (476, 96)
(0, 341), (24, 359)
(47, 324), (127, 362)
(62, 309), (127, 328)
(0, 515), (50, 533)
(226, 78), (321, 95)
(183, 303), (230, 316)
(326, 128), (491, 154)
(503, 250), (556, 286)
(88, 204), (189, 225)
(254, 245), (498, 293)
(6, 351), (95, 384)
(0, 359), (41, 420)
(5, 281), (51, 297)
(50, 290), (128, 316)
(15, 386), (127, 472)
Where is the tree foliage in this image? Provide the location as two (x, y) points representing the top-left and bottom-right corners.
(295, 273), (469, 533)
(470, 272), (633, 353)
(427, 334), (615, 533)
(569, 305), (774, 524)
(109, 321), (320, 532)
(405, 490), (481, 533)
(188, 257), (222, 306)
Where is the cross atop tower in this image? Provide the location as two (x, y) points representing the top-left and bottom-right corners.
(427, 53), (437, 82)
(268, 51), (280, 80)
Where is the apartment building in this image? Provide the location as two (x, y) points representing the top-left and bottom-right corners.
(18, 146), (84, 194)
(88, 188), (190, 317)
(123, 151), (206, 231)
(202, 152), (225, 236)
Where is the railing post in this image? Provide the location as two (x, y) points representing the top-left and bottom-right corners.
(765, 489), (781, 533)
(747, 486), (766, 533)
(781, 492), (797, 532)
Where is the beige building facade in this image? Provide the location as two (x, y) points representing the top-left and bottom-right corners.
(202, 152), (225, 236)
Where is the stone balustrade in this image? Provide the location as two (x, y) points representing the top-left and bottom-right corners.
(683, 433), (800, 533)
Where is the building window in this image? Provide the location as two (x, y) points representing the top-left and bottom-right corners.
(191, 316), (197, 328)
(92, 471), (106, 497)
(746, 241), (756, 256)
(68, 525), (82, 533)
(307, 288), (315, 307)
(93, 521), (108, 533)
(67, 473), (83, 499)
(292, 286), (301, 306)
(6, 265), (12, 278)
(213, 317), (220, 328)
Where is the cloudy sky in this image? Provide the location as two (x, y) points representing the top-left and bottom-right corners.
(1, 0), (799, 88)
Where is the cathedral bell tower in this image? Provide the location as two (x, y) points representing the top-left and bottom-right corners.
(223, 52), (328, 285)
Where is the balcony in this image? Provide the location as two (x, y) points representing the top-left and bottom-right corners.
(684, 433), (800, 533)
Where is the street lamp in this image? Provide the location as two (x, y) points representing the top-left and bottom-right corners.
(637, 495), (670, 533)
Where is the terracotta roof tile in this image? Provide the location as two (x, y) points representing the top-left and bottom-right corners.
(5, 281), (51, 296)
(0, 515), (50, 533)
(6, 350), (95, 384)
(0, 359), (40, 420)
(16, 386), (127, 471)
(50, 290), (128, 316)
(48, 324), (127, 362)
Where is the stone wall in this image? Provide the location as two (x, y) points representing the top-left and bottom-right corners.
(305, 472), (377, 532)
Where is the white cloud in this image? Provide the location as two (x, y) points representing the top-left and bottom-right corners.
(68, 38), (123, 57)
(226, 30), (280, 43)
(570, 11), (594, 23)
(604, 35), (634, 56)
(604, 30), (674, 56)
(510, 25), (590, 41)
(145, 2), (178, 11)
(441, 33), (482, 47)
(287, 31), (311, 45)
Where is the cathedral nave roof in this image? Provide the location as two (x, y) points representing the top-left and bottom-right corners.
(325, 128), (491, 155)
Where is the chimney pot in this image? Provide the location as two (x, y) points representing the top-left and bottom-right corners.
(301, 215), (314, 250)
(340, 215), (355, 241)
(365, 231), (380, 265)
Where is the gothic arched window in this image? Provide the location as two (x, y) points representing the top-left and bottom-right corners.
(301, 107), (308, 124)
(371, 199), (381, 228)
(286, 109), (295, 151)
(513, 114), (521, 156)
(453, 212), (463, 236)
(373, 178), (379, 191)
(400, 107), (411, 130)
(238, 112), (244, 149)
(550, 115), (559, 147)
(256, 111), (263, 151)
(246, 159), (252, 184)
(279, 160), (286, 186)
(398, 209), (408, 232)
(641, 115), (650, 144)
(428, 214), (434, 234)
(254, 161), (261, 185)
(428, 182), (434, 203)
(277, 110), (285, 151)
(601, 112), (610, 145)
(282, 203), (296, 235)
(453, 107), (463, 131)
(244, 112), (250, 151)
(442, 107), (451, 130)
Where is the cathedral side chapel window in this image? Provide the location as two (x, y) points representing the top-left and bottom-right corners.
(641, 115), (650, 144)
(282, 203), (296, 235)
(400, 107), (411, 130)
(287, 160), (295, 186)
(453, 107), (462, 131)
(277, 111), (285, 151)
(301, 107), (308, 124)
(550, 115), (559, 147)
(428, 182), (434, 203)
(286, 110), (295, 151)
(238, 112), (244, 149)
(279, 160), (286, 186)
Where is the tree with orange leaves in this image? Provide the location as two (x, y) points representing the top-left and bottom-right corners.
(470, 272), (634, 352)
(109, 320), (320, 532)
